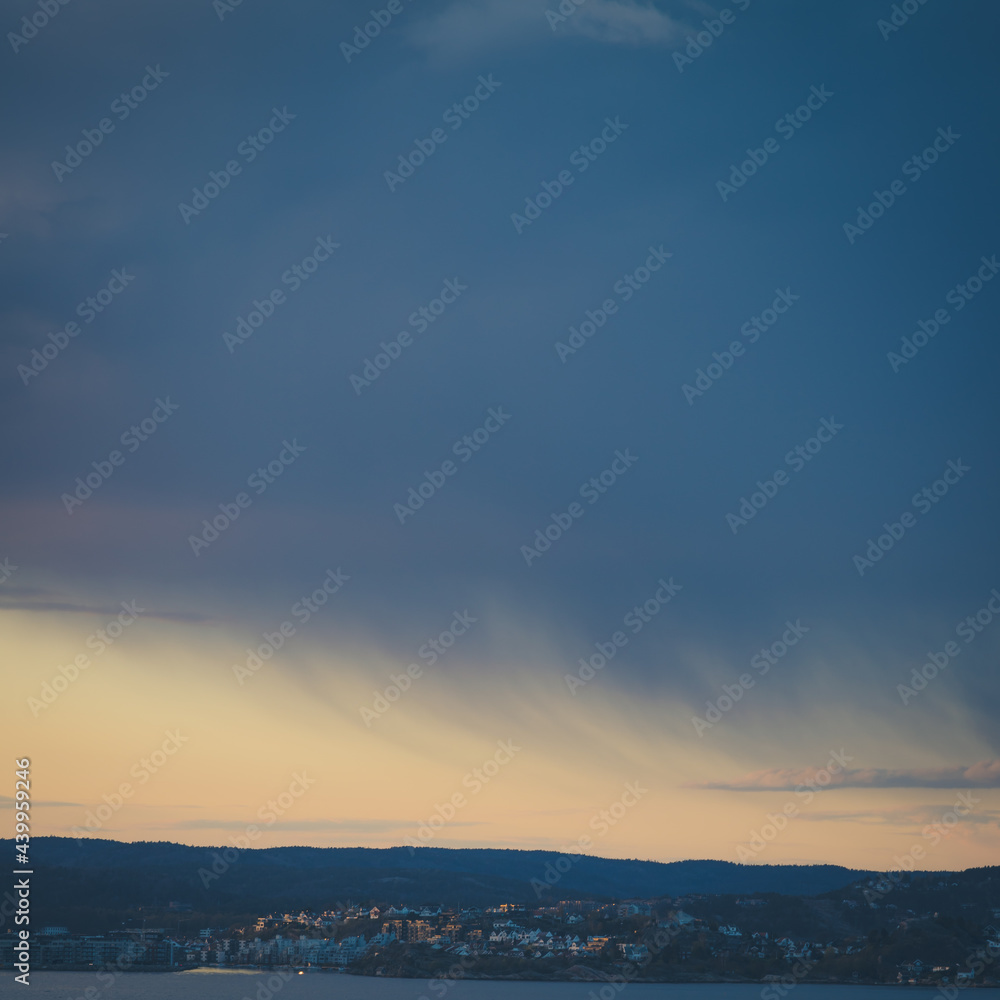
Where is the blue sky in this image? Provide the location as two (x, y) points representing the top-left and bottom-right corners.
(3, 0), (999, 865)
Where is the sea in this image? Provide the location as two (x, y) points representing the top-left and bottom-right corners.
(0, 972), (985, 1000)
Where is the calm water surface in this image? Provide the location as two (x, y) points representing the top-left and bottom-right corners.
(1, 972), (986, 1000)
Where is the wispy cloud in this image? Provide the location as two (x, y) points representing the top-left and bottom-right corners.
(692, 760), (1000, 791)
(569, 0), (688, 45)
(407, 0), (689, 59)
(796, 807), (1000, 827)
(0, 795), (82, 808)
(0, 588), (212, 623)
(162, 818), (474, 833)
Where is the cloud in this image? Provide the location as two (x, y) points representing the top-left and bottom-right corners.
(569, 0), (687, 45)
(692, 760), (1000, 791)
(0, 796), (82, 808)
(162, 818), (482, 833)
(0, 164), (66, 241)
(407, 0), (688, 59)
(0, 586), (48, 599)
(796, 807), (1000, 827)
(0, 588), (212, 623)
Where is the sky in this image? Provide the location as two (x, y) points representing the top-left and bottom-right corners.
(2, 0), (999, 873)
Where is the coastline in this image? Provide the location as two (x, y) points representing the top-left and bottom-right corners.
(18, 966), (999, 988)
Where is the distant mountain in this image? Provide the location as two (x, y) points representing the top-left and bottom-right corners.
(5, 837), (894, 932)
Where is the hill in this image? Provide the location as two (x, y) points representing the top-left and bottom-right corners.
(3, 837), (883, 932)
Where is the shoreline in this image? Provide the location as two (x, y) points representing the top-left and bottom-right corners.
(15, 966), (1000, 987)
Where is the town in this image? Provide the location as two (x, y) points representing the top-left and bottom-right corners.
(5, 875), (999, 986)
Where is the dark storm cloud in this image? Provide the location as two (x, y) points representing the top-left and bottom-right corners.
(2, 0), (999, 762)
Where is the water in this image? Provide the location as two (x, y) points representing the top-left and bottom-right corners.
(0, 972), (974, 1000)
